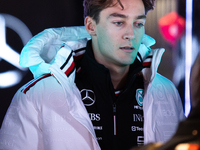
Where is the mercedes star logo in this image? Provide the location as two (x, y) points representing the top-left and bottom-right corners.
(81, 89), (96, 106)
(0, 13), (32, 88)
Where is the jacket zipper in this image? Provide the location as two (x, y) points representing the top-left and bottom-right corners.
(113, 103), (117, 135)
(111, 74), (138, 135)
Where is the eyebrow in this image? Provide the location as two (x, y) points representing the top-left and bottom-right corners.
(108, 13), (146, 20)
(108, 13), (127, 19)
(137, 15), (146, 19)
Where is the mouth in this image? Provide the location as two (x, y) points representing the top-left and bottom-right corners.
(120, 47), (135, 53)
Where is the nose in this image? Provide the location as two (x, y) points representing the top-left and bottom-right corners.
(123, 26), (135, 40)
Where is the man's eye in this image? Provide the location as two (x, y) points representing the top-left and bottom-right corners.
(113, 22), (123, 26)
(136, 23), (144, 28)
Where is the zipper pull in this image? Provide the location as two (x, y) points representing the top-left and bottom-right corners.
(113, 103), (116, 114)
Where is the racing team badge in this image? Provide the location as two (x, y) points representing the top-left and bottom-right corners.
(136, 89), (143, 106)
(81, 89), (96, 106)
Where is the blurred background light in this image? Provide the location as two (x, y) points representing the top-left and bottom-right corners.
(185, 0), (193, 116)
(0, 70), (22, 88)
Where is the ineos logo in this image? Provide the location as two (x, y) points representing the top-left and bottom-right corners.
(81, 89), (96, 106)
(0, 13), (32, 88)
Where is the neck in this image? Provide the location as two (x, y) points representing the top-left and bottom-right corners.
(91, 39), (130, 89)
(107, 65), (130, 90)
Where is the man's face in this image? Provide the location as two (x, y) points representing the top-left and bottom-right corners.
(91, 0), (146, 67)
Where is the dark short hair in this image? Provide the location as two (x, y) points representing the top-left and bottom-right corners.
(83, 0), (155, 23)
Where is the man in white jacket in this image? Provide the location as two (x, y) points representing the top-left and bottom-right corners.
(0, 0), (185, 150)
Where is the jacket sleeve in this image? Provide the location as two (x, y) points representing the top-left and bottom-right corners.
(0, 88), (43, 150)
(156, 73), (186, 121)
(146, 73), (185, 143)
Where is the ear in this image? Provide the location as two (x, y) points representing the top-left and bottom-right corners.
(85, 16), (96, 36)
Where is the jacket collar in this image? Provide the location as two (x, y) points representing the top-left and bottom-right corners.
(141, 48), (165, 83)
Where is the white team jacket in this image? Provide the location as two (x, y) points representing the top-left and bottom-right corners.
(0, 26), (185, 150)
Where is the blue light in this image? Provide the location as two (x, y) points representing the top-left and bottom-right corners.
(185, 0), (193, 117)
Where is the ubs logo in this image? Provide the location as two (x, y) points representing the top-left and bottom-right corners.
(81, 89), (96, 106)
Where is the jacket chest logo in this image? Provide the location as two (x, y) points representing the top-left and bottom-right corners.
(80, 89), (96, 106)
(136, 89), (144, 106)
